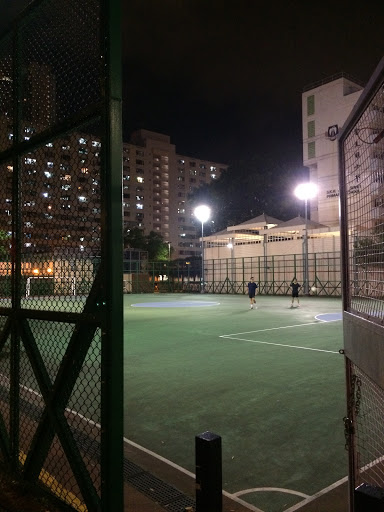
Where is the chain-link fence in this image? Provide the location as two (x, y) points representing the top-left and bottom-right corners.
(123, 251), (342, 296)
(340, 58), (384, 510)
(0, 0), (123, 510)
(345, 365), (384, 490)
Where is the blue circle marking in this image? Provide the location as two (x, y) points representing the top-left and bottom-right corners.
(131, 301), (220, 308)
(316, 312), (342, 322)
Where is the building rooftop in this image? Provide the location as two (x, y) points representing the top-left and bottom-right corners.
(303, 71), (365, 92)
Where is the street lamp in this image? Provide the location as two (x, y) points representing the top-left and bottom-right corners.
(194, 205), (211, 293)
(294, 183), (318, 295)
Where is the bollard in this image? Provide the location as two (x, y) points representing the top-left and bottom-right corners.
(195, 431), (222, 512)
(355, 483), (384, 511)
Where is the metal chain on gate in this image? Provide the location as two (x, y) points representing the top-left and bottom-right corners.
(343, 374), (362, 450)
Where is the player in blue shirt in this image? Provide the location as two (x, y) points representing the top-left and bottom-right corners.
(247, 277), (258, 309)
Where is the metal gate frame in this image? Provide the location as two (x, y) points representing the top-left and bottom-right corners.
(0, 0), (123, 510)
(339, 57), (384, 512)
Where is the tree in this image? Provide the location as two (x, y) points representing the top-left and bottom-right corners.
(123, 227), (170, 261)
(123, 226), (146, 251)
(0, 230), (10, 260)
(146, 231), (169, 261)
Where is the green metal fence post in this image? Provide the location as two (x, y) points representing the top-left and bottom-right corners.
(101, 0), (123, 509)
(10, 26), (23, 469)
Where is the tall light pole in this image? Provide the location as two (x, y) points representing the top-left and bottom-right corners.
(294, 183), (318, 295)
(194, 205), (211, 293)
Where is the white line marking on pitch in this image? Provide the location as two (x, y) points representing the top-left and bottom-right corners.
(283, 475), (348, 512)
(233, 487), (310, 499)
(220, 322), (322, 337)
(220, 336), (339, 354)
(0, 375), (261, 511)
(124, 438), (263, 511)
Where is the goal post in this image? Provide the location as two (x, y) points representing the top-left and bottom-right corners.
(25, 276), (77, 298)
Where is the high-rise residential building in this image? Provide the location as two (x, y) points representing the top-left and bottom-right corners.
(123, 129), (227, 259)
(1, 61), (228, 260)
(302, 73), (364, 226)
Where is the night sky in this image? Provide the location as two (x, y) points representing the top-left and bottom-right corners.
(2, 0), (384, 170)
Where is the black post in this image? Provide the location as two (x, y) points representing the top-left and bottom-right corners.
(195, 431), (222, 512)
(355, 483), (384, 511)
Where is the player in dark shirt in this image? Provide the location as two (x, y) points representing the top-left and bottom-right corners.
(247, 277), (258, 309)
(290, 278), (301, 308)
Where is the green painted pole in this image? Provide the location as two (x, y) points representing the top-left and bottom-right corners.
(100, 0), (123, 510)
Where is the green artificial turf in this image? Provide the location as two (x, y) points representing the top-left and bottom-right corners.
(123, 293), (346, 512)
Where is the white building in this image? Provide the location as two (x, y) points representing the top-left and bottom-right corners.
(203, 73), (365, 277)
(302, 73), (364, 226)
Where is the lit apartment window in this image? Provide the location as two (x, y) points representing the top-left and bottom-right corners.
(92, 140), (101, 147)
(79, 137), (87, 144)
(136, 204), (144, 210)
(308, 141), (316, 159)
(45, 142), (53, 147)
(25, 158), (37, 164)
(307, 120), (315, 138)
(210, 173), (217, 179)
(44, 171), (53, 178)
(307, 95), (315, 116)
(47, 161), (54, 168)
(178, 159), (185, 164)
(137, 177), (144, 183)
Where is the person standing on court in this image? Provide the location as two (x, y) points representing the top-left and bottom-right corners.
(290, 278), (301, 308)
(247, 277), (258, 309)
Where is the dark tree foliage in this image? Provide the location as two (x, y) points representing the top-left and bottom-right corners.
(0, 230), (10, 260)
(189, 154), (308, 234)
(123, 227), (169, 261)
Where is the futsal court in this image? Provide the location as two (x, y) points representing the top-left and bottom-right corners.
(124, 293), (346, 512)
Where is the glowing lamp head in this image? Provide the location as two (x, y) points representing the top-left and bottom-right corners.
(194, 205), (211, 224)
(32, 268), (39, 275)
(294, 183), (318, 201)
